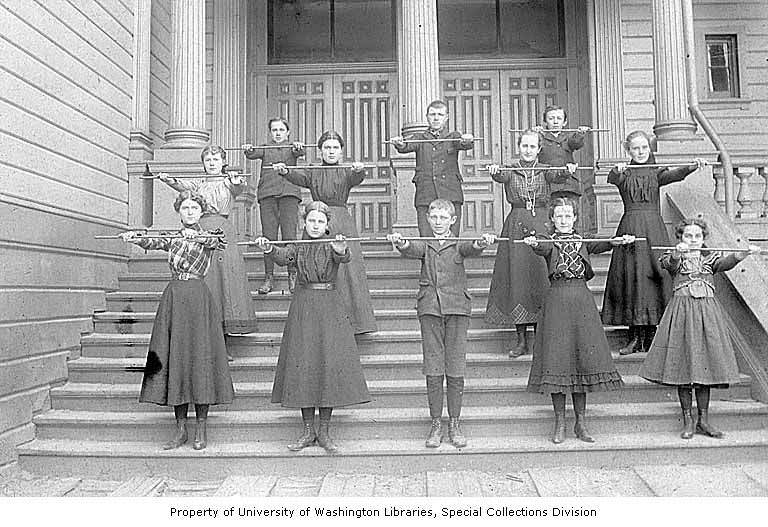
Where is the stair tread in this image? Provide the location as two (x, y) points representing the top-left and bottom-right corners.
(50, 374), (753, 395)
(34, 400), (768, 425)
(20, 428), (768, 457)
(68, 351), (649, 369)
(81, 326), (629, 344)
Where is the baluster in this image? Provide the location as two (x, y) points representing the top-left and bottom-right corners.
(712, 166), (726, 211)
(760, 166), (768, 218)
(735, 167), (756, 219)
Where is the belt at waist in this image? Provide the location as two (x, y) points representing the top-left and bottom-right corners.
(303, 282), (336, 290)
(172, 273), (204, 281)
(623, 204), (660, 212)
(323, 201), (347, 208)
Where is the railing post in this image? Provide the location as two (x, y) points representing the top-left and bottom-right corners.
(759, 166), (768, 218)
(735, 167), (757, 219)
(713, 167), (726, 211)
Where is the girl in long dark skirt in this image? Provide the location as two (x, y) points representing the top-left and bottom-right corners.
(640, 218), (761, 439)
(523, 197), (628, 443)
(484, 129), (577, 357)
(255, 201), (370, 454)
(158, 146), (258, 335)
(272, 131), (376, 335)
(602, 131), (706, 355)
(120, 191), (234, 451)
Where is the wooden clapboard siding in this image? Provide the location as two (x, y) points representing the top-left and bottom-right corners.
(149, 0), (171, 147)
(0, 0), (132, 468)
(620, 0), (768, 154)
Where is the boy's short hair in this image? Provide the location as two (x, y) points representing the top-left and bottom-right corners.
(543, 105), (567, 121)
(674, 217), (710, 240)
(548, 196), (579, 219)
(173, 190), (209, 213)
(428, 198), (456, 216)
(268, 117), (290, 131)
(427, 100), (448, 113)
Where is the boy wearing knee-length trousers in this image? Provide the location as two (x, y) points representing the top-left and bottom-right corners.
(388, 199), (495, 448)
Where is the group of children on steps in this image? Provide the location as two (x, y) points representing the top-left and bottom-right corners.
(117, 100), (761, 454)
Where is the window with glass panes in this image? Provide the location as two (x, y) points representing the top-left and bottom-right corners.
(437, 0), (565, 57)
(705, 35), (740, 97)
(268, 0), (395, 63)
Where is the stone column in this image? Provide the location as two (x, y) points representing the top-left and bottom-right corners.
(212, 0), (246, 151)
(589, 0), (629, 235)
(397, 0), (440, 132)
(163, 0), (208, 147)
(392, 0), (441, 234)
(129, 0), (153, 228)
(651, 0), (697, 140)
(212, 0), (253, 238)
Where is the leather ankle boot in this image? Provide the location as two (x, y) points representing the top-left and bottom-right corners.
(425, 418), (443, 448)
(574, 414), (595, 443)
(681, 410), (695, 439)
(509, 327), (526, 358)
(288, 422), (317, 451)
(317, 419), (338, 454)
(163, 418), (188, 450)
(448, 417), (467, 448)
(696, 409), (724, 438)
(192, 418), (207, 450)
(552, 411), (566, 444)
(288, 269), (297, 293)
(257, 274), (273, 295)
(619, 335), (641, 355)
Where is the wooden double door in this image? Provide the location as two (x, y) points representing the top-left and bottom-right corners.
(267, 68), (569, 237)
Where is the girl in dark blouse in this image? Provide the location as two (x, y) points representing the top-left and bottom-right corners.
(602, 130), (706, 355)
(255, 201), (370, 454)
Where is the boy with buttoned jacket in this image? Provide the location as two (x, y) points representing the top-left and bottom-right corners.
(390, 100), (474, 236)
(388, 199), (495, 449)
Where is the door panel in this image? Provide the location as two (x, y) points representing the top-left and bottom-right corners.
(333, 74), (398, 236)
(501, 70), (568, 159)
(441, 73), (504, 235)
(267, 73), (397, 237)
(267, 76), (333, 164)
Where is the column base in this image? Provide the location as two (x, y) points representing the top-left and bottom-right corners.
(652, 120), (699, 141)
(162, 129), (210, 149)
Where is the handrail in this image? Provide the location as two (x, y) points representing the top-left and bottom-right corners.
(681, 0), (735, 219)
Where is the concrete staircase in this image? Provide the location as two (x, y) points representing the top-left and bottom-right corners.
(17, 249), (768, 480)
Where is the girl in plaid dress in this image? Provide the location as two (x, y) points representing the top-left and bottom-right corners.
(523, 197), (628, 444)
(120, 191), (234, 451)
(484, 129), (577, 358)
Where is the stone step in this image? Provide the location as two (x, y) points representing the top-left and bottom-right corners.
(79, 328), (631, 358)
(66, 350), (649, 384)
(32, 401), (768, 443)
(18, 428), (768, 479)
(105, 287), (494, 312)
(105, 286), (608, 314)
(114, 267), (609, 293)
(48, 375), (754, 412)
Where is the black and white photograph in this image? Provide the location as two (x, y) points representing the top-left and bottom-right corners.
(1, 0), (767, 523)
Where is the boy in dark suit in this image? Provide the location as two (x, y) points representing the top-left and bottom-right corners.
(391, 100), (474, 236)
(388, 199), (495, 448)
